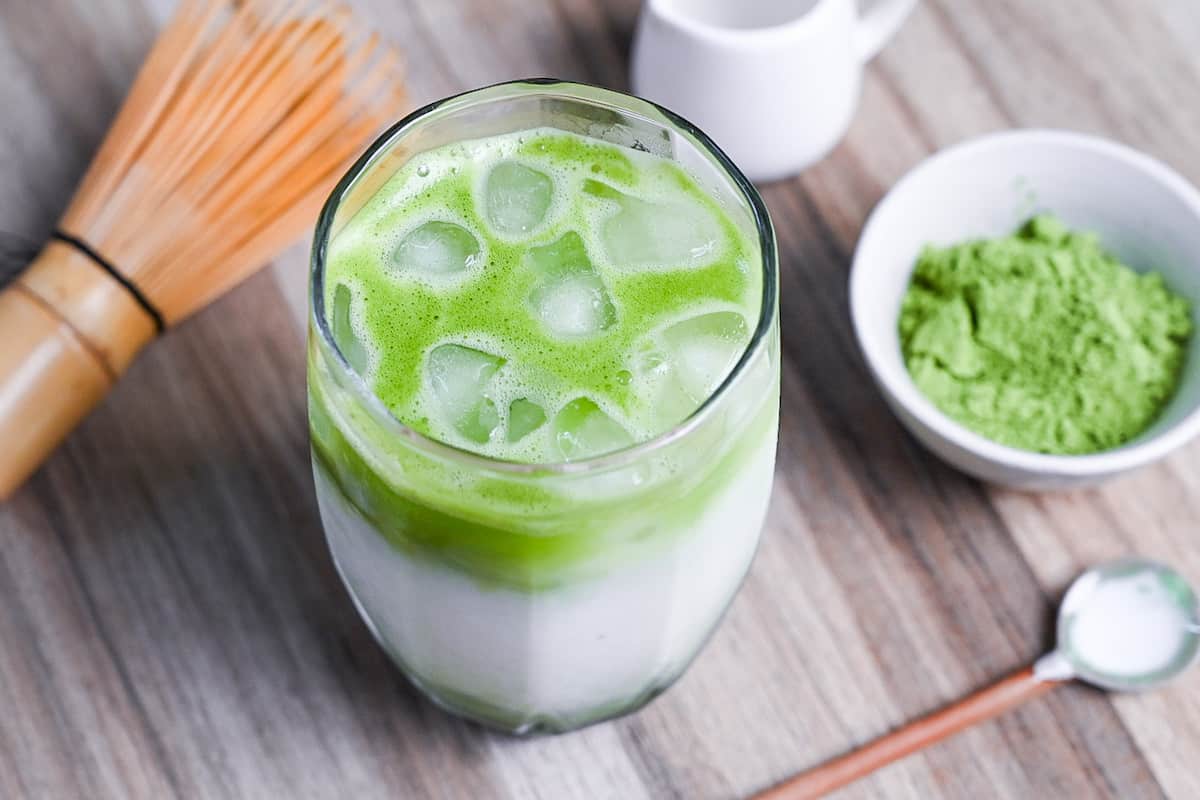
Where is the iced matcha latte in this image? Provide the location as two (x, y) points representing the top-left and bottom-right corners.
(308, 82), (779, 733)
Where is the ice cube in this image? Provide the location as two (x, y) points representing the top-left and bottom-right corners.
(392, 221), (480, 276)
(591, 181), (724, 269)
(660, 311), (749, 403)
(427, 343), (505, 443)
(331, 283), (369, 375)
(553, 398), (634, 460)
(485, 161), (553, 235)
(582, 178), (621, 201)
(630, 340), (699, 428)
(507, 398), (546, 442)
(530, 273), (617, 338)
(527, 232), (616, 338)
(527, 229), (592, 279)
(461, 398), (501, 444)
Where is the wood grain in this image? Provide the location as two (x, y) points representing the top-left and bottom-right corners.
(755, 667), (1060, 799)
(1, 1), (1199, 798)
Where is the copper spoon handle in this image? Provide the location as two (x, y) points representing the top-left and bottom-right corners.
(754, 666), (1060, 800)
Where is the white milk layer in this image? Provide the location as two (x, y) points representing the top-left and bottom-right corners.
(313, 431), (776, 728)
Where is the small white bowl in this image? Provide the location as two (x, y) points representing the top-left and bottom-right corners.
(850, 130), (1200, 489)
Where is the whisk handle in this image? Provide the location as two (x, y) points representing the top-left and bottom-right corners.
(0, 244), (156, 499)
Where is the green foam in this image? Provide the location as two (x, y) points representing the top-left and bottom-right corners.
(323, 129), (761, 462)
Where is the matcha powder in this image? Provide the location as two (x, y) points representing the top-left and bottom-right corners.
(899, 216), (1193, 454)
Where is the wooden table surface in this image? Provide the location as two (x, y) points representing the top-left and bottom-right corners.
(4, 1), (1200, 798)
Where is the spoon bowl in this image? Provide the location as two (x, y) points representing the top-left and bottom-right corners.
(1055, 557), (1200, 692)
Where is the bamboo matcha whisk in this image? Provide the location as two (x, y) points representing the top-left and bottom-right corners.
(0, 0), (405, 498)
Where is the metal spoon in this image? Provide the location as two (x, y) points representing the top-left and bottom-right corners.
(755, 558), (1200, 800)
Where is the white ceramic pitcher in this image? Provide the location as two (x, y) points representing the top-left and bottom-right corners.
(631, 0), (916, 182)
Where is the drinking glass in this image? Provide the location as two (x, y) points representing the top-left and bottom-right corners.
(308, 80), (780, 734)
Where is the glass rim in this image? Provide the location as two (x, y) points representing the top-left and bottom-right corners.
(310, 78), (778, 475)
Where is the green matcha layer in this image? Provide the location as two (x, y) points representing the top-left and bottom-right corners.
(309, 128), (775, 590)
(899, 215), (1192, 454)
(309, 339), (778, 591)
(323, 128), (761, 463)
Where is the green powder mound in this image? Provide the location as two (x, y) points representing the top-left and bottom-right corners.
(899, 215), (1192, 455)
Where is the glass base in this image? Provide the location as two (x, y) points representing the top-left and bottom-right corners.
(400, 655), (675, 736)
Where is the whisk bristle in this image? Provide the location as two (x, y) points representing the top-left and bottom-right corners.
(59, 0), (405, 323)
(0, 0), (404, 499)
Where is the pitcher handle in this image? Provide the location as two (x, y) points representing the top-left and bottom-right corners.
(855, 0), (917, 62)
